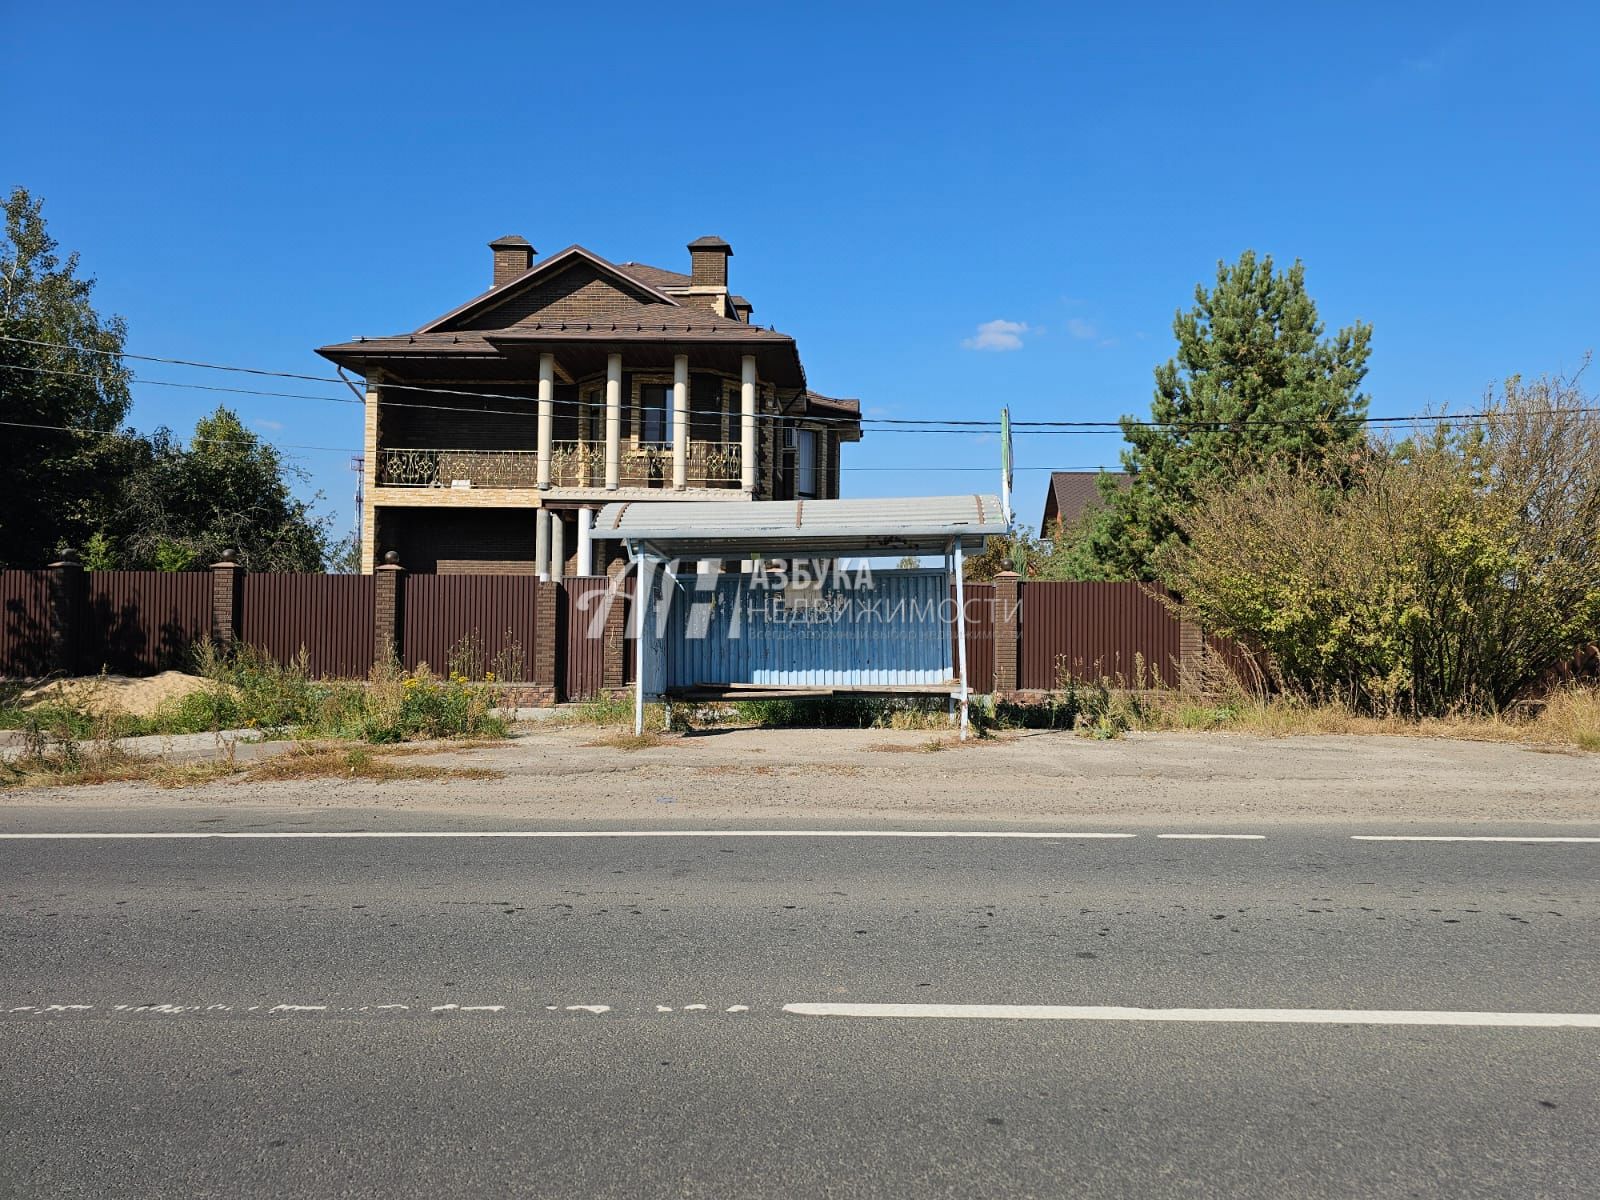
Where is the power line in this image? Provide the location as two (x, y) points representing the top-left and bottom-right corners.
(0, 418), (356, 455)
(6, 333), (1596, 435)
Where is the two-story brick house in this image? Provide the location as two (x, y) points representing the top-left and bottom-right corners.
(317, 236), (862, 575)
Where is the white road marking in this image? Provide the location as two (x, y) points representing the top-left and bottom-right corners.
(269, 1004), (327, 1013)
(565, 1005), (610, 1014)
(726, 1005), (749, 1013)
(683, 1004), (708, 1011)
(1157, 834), (1265, 840)
(1353, 835), (1600, 843)
(0, 830), (1138, 840)
(782, 1003), (1600, 1028)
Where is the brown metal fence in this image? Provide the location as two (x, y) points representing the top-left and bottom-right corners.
(1019, 581), (1182, 689)
(0, 570), (51, 677)
(951, 582), (996, 694)
(563, 577), (612, 700)
(400, 574), (540, 678)
(82, 571), (212, 675)
(242, 574), (375, 678)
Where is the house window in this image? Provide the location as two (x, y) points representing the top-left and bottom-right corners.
(795, 428), (818, 498)
(639, 384), (672, 447)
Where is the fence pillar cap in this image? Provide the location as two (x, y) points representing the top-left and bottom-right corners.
(378, 551), (403, 570)
(211, 549), (242, 569)
(48, 547), (82, 569)
(994, 570), (1021, 579)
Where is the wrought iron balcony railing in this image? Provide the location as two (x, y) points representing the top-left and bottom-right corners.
(376, 443), (742, 490)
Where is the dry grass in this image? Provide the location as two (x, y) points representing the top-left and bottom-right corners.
(1115, 686), (1600, 751)
(582, 731), (671, 751)
(244, 745), (504, 783)
(0, 742), (505, 791)
(863, 734), (1002, 753)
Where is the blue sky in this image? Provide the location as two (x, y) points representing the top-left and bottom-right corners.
(5, 1), (1597, 535)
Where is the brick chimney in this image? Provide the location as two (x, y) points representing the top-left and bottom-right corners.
(489, 235), (535, 287)
(687, 236), (732, 289)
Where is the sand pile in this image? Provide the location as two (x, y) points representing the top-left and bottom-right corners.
(18, 672), (219, 717)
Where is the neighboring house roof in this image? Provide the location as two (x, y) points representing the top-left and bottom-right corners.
(1041, 470), (1128, 532)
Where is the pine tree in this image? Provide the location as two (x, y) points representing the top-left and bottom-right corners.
(1089, 251), (1372, 580)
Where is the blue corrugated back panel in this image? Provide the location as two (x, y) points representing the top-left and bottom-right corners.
(665, 568), (954, 688)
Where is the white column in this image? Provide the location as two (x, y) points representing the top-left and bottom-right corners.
(536, 352), (555, 489)
(604, 354), (622, 490)
(672, 354), (689, 490)
(576, 507), (595, 576)
(535, 509), (551, 582)
(740, 354), (757, 493)
(550, 510), (566, 582)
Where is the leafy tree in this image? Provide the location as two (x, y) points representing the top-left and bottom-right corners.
(0, 186), (135, 566)
(961, 525), (1044, 581)
(1160, 370), (1600, 714)
(102, 408), (331, 571)
(325, 531), (363, 575)
(1091, 251), (1372, 580)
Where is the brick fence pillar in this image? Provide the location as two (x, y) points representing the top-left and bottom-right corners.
(374, 552), (405, 666)
(601, 578), (628, 691)
(46, 548), (86, 676)
(993, 571), (1021, 694)
(210, 550), (244, 649)
(534, 580), (560, 696)
(1178, 616), (1202, 684)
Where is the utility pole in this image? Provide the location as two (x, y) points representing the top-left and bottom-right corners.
(350, 454), (365, 533)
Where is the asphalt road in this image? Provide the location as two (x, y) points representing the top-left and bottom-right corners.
(2, 806), (1597, 1198)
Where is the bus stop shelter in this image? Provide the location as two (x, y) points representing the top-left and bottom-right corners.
(591, 495), (1008, 737)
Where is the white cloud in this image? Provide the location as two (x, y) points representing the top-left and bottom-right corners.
(1066, 317), (1098, 341)
(962, 319), (1031, 352)
(254, 418), (285, 432)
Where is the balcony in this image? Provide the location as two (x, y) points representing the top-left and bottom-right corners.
(376, 443), (743, 490)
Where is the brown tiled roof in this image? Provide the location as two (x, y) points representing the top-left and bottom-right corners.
(615, 261), (692, 290)
(804, 391), (863, 441)
(1041, 470), (1128, 532)
(804, 391), (860, 416)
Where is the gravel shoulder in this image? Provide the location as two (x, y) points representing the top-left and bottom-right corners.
(3, 725), (1596, 825)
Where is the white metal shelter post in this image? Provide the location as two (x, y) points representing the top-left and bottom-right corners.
(953, 538), (970, 739)
(632, 546), (649, 736)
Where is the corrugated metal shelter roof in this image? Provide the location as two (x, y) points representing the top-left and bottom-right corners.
(593, 495), (1007, 557)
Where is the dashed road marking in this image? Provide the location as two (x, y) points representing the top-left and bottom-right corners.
(1157, 834), (1266, 840)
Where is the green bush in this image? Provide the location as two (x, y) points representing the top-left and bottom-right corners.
(190, 642), (505, 743)
(1161, 372), (1600, 716)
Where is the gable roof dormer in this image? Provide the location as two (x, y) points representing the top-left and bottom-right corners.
(418, 244), (682, 335)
